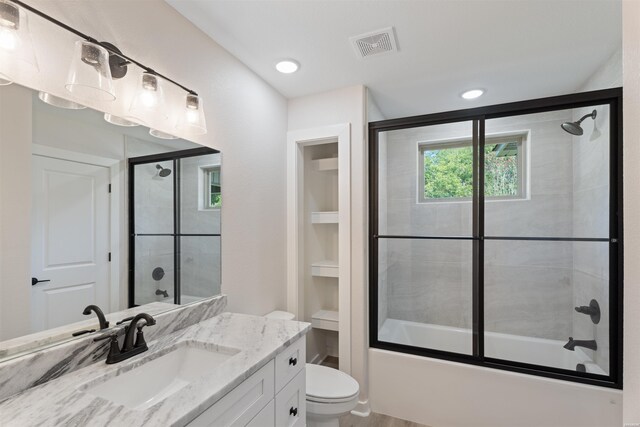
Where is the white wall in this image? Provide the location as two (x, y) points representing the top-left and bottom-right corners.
(622, 0), (640, 422)
(0, 0), (288, 317)
(0, 84), (32, 341)
(288, 85), (369, 413)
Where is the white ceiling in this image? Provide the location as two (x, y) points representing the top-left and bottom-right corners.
(166, 0), (621, 119)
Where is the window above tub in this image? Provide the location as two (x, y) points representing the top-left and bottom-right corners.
(418, 133), (527, 203)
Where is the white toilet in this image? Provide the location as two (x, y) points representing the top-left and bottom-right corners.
(265, 311), (360, 427)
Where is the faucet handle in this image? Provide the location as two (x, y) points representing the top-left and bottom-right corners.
(93, 331), (124, 364)
(116, 316), (135, 325)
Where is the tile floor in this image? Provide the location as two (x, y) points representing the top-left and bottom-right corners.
(340, 412), (430, 427)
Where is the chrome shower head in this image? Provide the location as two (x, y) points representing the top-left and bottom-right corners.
(561, 109), (597, 136)
(155, 164), (171, 177)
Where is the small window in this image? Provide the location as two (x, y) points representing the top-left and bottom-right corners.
(419, 134), (525, 202)
(203, 166), (221, 209)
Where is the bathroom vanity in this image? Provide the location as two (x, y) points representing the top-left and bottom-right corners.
(0, 313), (310, 426)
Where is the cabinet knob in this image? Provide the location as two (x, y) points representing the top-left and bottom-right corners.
(289, 407), (298, 417)
(289, 357), (297, 366)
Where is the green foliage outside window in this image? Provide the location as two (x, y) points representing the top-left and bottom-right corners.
(209, 168), (222, 208)
(423, 142), (519, 200)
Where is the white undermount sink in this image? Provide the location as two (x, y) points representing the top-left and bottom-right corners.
(82, 342), (240, 410)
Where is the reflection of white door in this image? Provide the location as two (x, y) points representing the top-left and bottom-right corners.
(31, 155), (110, 333)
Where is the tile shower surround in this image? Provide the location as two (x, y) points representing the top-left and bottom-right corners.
(379, 110), (607, 345)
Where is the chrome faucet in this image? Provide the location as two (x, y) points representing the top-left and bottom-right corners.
(563, 337), (597, 351)
(94, 313), (156, 364)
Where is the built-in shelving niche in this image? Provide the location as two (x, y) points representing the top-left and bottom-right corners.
(287, 124), (351, 374)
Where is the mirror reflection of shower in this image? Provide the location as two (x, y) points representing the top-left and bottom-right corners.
(155, 164), (172, 178)
(561, 109), (597, 136)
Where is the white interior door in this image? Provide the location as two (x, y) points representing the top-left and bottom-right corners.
(31, 155), (111, 333)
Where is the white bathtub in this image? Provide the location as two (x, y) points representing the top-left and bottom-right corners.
(378, 318), (606, 375)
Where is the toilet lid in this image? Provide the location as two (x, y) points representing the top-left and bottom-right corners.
(306, 364), (359, 402)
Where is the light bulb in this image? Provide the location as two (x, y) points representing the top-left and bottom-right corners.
(140, 90), (157, 108)
(0, 27), (17, 51)
(186, 108), (199, 123)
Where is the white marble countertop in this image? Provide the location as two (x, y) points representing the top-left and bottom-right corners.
(0, 313), (311, 427)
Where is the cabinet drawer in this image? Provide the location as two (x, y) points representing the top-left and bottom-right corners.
(275, 337), (305, 392)
(188, 360), (275, 427)
(275, 369), (306, 427)
(246, 400), (274, 427)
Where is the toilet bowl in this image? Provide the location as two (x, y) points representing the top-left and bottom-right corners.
(265, 311), (360, 427)
(306, 363), (359, 427)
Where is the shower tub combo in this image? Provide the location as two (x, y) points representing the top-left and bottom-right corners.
(378, 318), (606, 375)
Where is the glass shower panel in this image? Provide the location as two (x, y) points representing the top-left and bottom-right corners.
(377, 121), (475, 237)
(180, 236), (221, 303)
(378, 238), (473, 354)
(484, 240), (609, 376)
(180, 154), (222, 235)
(133, 160), (174, 235)
(134, 236), (174, 306)
(484, 105), (610, 238)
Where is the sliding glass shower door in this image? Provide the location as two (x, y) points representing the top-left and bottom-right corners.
(375, 120), (476, 355)
(129, 148), (222, 307)
(369, 89), (622, 388)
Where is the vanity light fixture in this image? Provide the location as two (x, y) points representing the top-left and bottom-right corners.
(6, 0), (207, 134)
(38, 91), (86, 109)
(149, 128), (178, 140)
(0, 0), (38, 85)
(65, 40), (116, 101)
(461, 89), (485, 100)
(275, 59), (299, 74)
(176, 93), (207, 136)
(128, 72), (168, 122)
(104, 113), (138, 127)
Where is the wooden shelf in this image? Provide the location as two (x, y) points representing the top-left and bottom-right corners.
(312, 157), (338, 172)
(311, 261), (338, 278)
(311, 310), (339, 331)
(311, 211), (338, 224)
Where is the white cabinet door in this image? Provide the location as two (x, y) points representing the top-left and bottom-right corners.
(246, 400), (274, 427)
(275, 370), (306, 427)
(188, 360), (275, 427)
(30, 155), (111, 332)
(275, 337), (305, 391)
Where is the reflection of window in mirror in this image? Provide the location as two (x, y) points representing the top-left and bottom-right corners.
(202, 166), (221, 209)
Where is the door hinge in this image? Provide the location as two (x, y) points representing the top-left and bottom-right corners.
(108, 252), (111, 262)
(108, 184), (112, 193)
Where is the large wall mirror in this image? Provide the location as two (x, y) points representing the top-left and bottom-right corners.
(0, 83), (222, 360)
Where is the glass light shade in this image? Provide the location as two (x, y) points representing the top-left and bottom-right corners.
(176, 94), (207, 136)
(65, 40), (115, 102)
(38, 91), (86, 109)
(104, 113), (138, 127)
(149, 128), (177, 140)
(127, 72), (168, 123)
(0, 0), (39, 83)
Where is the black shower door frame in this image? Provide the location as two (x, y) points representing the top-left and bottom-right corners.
(128, 146), (220, 307)
(368, 88), (623, 389)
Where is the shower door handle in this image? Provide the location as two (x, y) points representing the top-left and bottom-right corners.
(31, 277), (51, 286)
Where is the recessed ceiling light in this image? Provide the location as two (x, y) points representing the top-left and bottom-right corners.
(461, 89), (485, 100)
(276, 59), (299, 74)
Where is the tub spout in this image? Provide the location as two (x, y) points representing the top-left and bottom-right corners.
(563, 337), (597, 351)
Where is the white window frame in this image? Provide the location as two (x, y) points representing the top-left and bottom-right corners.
(200, 165), (221, 210)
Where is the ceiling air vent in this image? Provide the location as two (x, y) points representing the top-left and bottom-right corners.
(350, 27), (398, 59)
